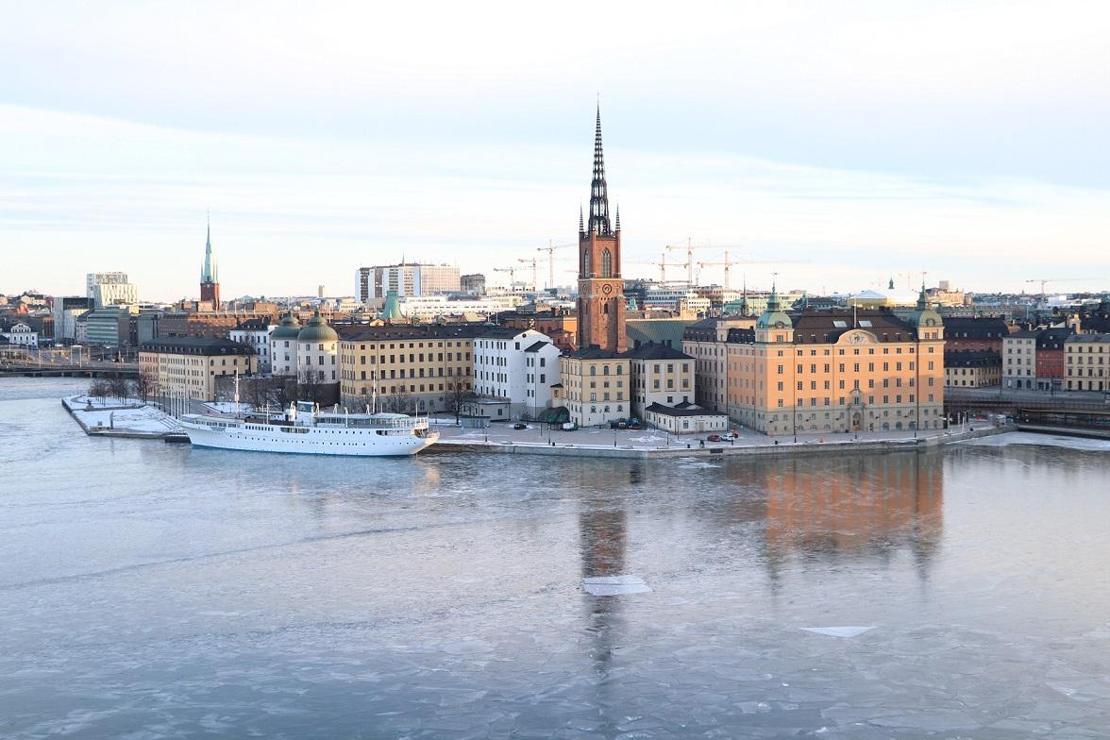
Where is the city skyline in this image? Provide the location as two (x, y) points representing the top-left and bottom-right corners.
(4, 0), (1110, 299)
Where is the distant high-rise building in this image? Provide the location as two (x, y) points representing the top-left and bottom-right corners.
(354, 263), (460, 303)
(51, 296), (93, 342)
(86, 272), (138, 309)
(461, 273), (486, 296)
(200, 220), (220, 307)
(576, 105), (626, 352)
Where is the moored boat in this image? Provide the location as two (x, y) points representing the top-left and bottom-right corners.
(180, 401), (438, 456)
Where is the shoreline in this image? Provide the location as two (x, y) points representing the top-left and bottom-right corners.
(428, 424), (1014, 459)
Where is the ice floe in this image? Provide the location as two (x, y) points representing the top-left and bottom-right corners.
(581, 575), (652, 596)
(800, 626), (876, 638)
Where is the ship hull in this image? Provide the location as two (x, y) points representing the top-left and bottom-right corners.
(181, 422), (437, 457)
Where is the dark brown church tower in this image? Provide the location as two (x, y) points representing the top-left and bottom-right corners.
(577, 106), (627, 352)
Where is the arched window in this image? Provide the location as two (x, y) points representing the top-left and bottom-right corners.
(601, 249), (612, 278)
(582, 248), (590, 276)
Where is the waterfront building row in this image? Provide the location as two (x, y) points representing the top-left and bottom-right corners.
(682, 289), (946, 435)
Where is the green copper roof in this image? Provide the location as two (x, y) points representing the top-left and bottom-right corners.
(297, 309), (338, 342)
(271, 313), (301, 339)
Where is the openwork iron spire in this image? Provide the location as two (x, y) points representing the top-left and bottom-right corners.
(201, 214), (218, 283)
(589, 104), (611, 235)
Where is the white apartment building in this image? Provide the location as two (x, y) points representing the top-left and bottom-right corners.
(472, 328), (561, 419)
(356, 263), (461, 302)
(87, 272), (138, 309)
(1003, 331), (1038, 389)
(396, 294), (522, 320)
(229, 319), (277, 374)
(295, 311), (339, 384)
(4, 322), (39, 347)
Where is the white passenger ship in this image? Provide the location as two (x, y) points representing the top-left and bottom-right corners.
(180, 401), (438, 457)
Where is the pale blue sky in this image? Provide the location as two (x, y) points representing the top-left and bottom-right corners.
(3, 0), (1109, 299)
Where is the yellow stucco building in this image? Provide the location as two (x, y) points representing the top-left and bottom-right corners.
(139, 336), (258, 402)
(337, 325), (479, 413)
(725, 288), (945, 436)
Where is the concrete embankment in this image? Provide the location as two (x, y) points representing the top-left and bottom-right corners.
(1016, 423), (1110, 441)
(61, 397), (179, 440)
(431, 425), (1012, 460)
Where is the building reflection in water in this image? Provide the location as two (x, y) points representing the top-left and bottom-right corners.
(575, 462), (636, 737)
(757, 451), (944, 584)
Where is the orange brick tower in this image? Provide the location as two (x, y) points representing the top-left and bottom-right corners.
(576, 106), (627, 352)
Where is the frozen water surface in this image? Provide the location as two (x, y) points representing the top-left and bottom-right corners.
(3, 379), (1110, 738)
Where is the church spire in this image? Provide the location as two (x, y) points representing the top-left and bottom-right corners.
(589, 103), (611, 235)
(201, 214), (218, 283)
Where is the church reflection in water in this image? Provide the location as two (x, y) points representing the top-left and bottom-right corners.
(570, 452), (944, 724)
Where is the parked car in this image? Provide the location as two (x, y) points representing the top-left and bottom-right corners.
(512, 423), (527, 430)
(628, 419), (642, 429)
(561, 422), (577, 431)
(707, 434), (722, 442)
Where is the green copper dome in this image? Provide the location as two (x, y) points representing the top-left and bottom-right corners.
(297, 309), (338, 342)
(909, 284), (942, 329)
(270, 313), (301, 339)
(756, 285), (793, 330)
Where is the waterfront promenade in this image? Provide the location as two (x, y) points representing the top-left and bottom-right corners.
(432, 419), (1009, 458)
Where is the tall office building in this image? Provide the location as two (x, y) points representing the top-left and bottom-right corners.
(355, 263), (460, 303)
(86, 272), (138, 309)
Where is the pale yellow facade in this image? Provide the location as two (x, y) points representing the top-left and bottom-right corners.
(338, 328), (476, 412)
(139, 339), (257, 402)
(559, 352), (631, 427)
(628, 355), (694, 418)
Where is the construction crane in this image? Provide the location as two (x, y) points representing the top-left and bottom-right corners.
(627, 251), (672, 283)
(696, 249), (737, 289)
(666, 239), (735, 285)
(492, 266), (517, 288)
(1025, 278), (1085, 304)
(536, 241), (576, 290)
(517, 257), (539, 292)
(696, 250), (807, 290)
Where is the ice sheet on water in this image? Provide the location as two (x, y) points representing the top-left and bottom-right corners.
(800, 626), (876, 638)
(960, 432), (1110, 452)
(581, 575), (651, 596)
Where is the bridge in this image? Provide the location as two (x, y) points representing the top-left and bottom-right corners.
(946, 387), (1110, 438)
(0, 360), (140, 378)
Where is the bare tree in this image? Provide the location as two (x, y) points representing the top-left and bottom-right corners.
(297, 367), (323, 405)
(133, 371), (152, 402)
(108, 373), (131, 402)
(88, 378), (110, 403)
(446, 380), (469, 422)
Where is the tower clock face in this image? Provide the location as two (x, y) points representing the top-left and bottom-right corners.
(602, 283), (613, 295)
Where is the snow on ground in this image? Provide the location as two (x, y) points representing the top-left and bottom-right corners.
(961, 432), (1110, 452)
(67, 396), (180, 433)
